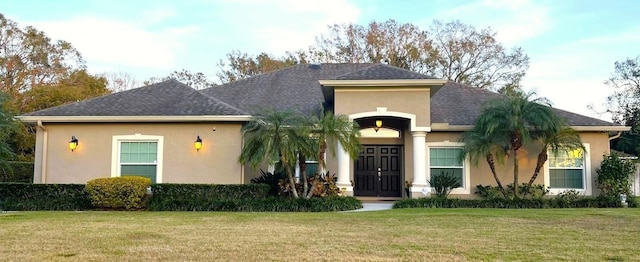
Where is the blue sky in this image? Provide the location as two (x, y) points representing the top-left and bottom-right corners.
(2, 0), (639, 121)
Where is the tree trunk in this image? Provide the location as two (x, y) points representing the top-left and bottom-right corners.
(299, 154), (308, 197)
(282, 154), (299, 198)
(528, 150), (548, 187)
(306, 178), (319, 199)
(317, 140), (327, 175)
(513, 148), (519, 198)
(486, 153), (507, 197)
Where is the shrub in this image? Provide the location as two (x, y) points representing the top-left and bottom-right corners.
(476, 183), (549, 199)
(475, 185), (503, 199)
(85, 176), (151, 210)
(278, 172), (341, 198)
(148, 184), (270, 210)
(251, 169), (287, 196)
(306, 172), (341, 197)
(428, 172), (461, 198)
(393, 196), (623, 209)
(0, 183), (91, 210)
(149, 195), (361, 212)
(554, 189), (583, 207)
(513, 184), (549, 199)
(596, 153), (637, 200)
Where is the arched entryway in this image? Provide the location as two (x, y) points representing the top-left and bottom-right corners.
(334, 107), (431, 198)
(353, 117), (406, 197)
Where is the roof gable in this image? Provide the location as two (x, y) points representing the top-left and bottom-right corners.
(23, 79), (247, 117)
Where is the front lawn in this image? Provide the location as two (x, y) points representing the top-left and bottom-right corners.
(1, 208), (638, 261)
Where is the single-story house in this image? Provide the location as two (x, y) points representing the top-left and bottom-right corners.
(18, 63), (630, 198)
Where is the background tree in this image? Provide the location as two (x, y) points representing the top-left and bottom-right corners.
(605, 56), (640, 156)
(0, 13), (85, 99)
(428, 20), (528, 90)
(0, 93), (17, 166)
(217, 19), (529, 92)
(216, 50), (306, 83)
(102, 71), (140, 92)
(146, 69), (215, 90)
(0, 13), (109, 161)
(309, 19), (433, 73)
(20, 69), (109, 112)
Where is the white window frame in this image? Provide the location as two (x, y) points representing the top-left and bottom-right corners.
(544, 143), (591, 195)
(426, 142), (471, 194)
(111, 134), (164, 183)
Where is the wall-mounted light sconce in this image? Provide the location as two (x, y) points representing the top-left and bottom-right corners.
(69, 136), (79, 151)
(194, 135), (203, 151)
(374, 120), (383, 132)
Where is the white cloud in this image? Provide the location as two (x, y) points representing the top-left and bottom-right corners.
(31, 16), (199, 72)
(213, 0), (361, 55)
(431, 0), (550, 45)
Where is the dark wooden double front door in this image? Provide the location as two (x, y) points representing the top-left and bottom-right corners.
(354, 145), (402, 197)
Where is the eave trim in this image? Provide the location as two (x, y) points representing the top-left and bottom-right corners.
(319, 79), (448, 87)
(16, 115), (253, 123)
(430, 124), (631, 132)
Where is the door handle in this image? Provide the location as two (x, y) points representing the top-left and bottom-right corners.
(378, 167), (381, 181)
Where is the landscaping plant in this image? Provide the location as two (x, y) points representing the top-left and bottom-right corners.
(85, 176), (151, 210)
(596, 153), (637, 204)
(428, 172), (461, 198)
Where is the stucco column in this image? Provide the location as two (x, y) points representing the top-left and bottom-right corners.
(336, 142), (353, 196)
(411, 131), (429, 197)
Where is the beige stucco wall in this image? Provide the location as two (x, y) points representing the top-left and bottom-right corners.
(33, 122), (243, 184)
(230, 125), (611, 197)
(333, 88), (431, 127)
(424, 131), (610, 196)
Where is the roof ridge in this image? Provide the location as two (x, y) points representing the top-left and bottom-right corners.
(153, 79), (249, 115)
(210, 63), (309, 89)
(196, 90), (249, 115)
(328, 63), (379, 80)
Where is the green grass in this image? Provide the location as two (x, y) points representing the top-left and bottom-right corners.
(1, 208), (639, 261)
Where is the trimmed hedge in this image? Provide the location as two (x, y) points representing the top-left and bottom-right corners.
(0, 183), (91, 211)
(393, 196), (626, 209)
(148, 196), (362, 212)
(148, 184), (270, 209)
(85, 176), (151, 210)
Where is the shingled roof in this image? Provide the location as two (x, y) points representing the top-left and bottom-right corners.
(22, 79), (247, 116)
(431, 81), (620, 126)
(201, 63), (375, 115)
(22, 63), (623, 128)
(331, 64), (437, 80)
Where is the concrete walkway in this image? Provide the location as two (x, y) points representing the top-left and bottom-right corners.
(347, 202), (394, 212)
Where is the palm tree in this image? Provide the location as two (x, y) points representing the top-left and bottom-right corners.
(527, 127), (584, 188)
(472, 91), (562, 197)
(461, 127), (509, 197)
(298, 110), (361, 198)
(239, 111), (311, 198)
